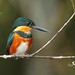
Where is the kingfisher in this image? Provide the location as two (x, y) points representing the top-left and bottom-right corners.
(6, 17), (48, 55)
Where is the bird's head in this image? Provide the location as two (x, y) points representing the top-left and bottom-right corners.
(13, 17), (48, 32)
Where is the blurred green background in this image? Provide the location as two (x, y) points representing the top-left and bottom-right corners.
(0, 0), (75, 75)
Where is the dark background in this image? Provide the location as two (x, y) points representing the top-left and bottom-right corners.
(0, 0), (75, 75)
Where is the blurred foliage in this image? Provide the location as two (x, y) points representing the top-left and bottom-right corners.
(0, 0), (75, 75)
(0, 0), (19, 54)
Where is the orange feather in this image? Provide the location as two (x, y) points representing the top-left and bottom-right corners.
(14, 26), (32, 32)
(9, 33), (32, 55)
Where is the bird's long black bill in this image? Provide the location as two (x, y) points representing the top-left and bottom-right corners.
(32, 26), (49, 32)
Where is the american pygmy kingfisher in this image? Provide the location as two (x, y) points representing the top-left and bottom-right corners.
(6, 17), (48, 55)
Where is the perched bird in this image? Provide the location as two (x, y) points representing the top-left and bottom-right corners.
(6, 17), (48, 55)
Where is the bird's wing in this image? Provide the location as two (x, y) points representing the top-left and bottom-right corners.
(6, 32), (15, 54)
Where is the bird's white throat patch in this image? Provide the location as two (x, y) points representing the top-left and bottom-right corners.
(15, 41), (28, 55)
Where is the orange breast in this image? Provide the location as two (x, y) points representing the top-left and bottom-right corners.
(9, 33), (32, 55)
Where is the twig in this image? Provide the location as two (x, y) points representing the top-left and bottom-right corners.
(31, 12), (75, 56)
(71, 0), (75, 11)
(1, 55), (75, 59)
(31, 0), (75, 56)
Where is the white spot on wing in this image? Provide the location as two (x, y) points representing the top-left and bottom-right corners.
(15, 41), (28, 55)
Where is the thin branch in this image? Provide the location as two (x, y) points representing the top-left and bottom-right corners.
(31, 12), (75, 56)
(71, 0), (75, 11)
(31, 0), (75, 56)
(1, 55), (75, 59)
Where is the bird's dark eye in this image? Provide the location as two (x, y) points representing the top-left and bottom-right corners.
(27, 22), (32, 27)
(27, 22), (31, 25)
